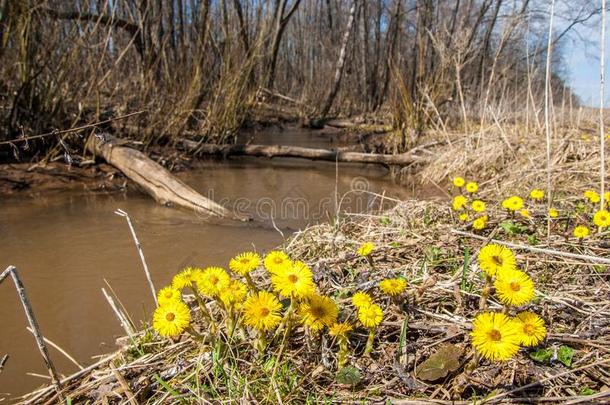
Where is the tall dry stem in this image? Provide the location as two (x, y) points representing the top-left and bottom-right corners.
(600, 0), (606, 209)
(544, 0), (556, 239)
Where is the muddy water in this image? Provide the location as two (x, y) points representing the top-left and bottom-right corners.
(0, 129), (439, 399)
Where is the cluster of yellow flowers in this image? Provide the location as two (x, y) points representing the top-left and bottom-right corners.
(451, 176), (610, 240)
(151, 244), (407, 367)
(571, 190), (610, 239)
(451, 177), (489, 230)
(471, 244), (547, 361)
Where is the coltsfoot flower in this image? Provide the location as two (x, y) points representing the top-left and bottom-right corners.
(593, 210), (610, 227)
(379, 278), (407, 296)
(271, 260), (315, 299)
(196, 267), (231, 297)
(357, 242), (375, 257)
(494, 268), (535, 307)
(243, 291), (283, 331)
(299, 294), (339, 332)
(471, 312), (520, 361)
(573, 225), (590, 239)
(453, 176), (465, 187)
(264, 251), (291, 274)
(357, 303), (383, 329)
(529, 189), (544, 200)
(157, 286), (181, 306)
(513, 311), (547, 347)
(478, 244), (516, 277)
(351, 291), (373, 308)
(153, 301), (191, 338)
(229, 252), (261, 276)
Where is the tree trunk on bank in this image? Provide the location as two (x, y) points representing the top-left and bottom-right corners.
(317, 0), (358, 120)
(182, 140), (427, 166)
(87, 135), (244, 220)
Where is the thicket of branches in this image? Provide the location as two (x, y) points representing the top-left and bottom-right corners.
(0, 0), (601, 158)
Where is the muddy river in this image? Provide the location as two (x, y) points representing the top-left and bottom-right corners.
(0, 129), (440, 398)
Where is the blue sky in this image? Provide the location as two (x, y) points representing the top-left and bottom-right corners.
(563, 13), (609, 107)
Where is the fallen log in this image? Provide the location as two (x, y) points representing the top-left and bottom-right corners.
(182, 140), (427, 166)
(87, 135), (244, 220)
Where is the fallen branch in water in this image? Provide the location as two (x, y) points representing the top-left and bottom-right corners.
(182, 140), (428, 166)
(0, 266), (62, 394)
(87, 134), (246, 220)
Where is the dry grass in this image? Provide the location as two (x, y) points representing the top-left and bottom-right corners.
(20, 179), (610, 403)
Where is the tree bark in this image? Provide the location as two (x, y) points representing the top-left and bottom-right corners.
(318, 0), (358, 119)
(182, 140), (427, 166)
(87, 135), (243, 220)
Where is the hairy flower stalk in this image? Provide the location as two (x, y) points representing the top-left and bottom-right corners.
(365, 328), (376, 356)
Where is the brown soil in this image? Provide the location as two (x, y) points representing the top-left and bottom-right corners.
(0, 162), (125, 195)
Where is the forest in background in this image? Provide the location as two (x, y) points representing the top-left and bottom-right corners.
(0, 0), (604, 161)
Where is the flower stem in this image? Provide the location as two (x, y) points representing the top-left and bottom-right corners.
(337, 339), (349, 368)
(478, 274), (493, 310)
(364, 328), (375, 356)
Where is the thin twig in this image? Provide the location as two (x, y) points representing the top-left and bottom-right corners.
(544, 0), (556, 241)
(0, 266), (62, 393)
(451, 229), (610, 264)
(110, 364), (138, 405)
(0, 354), (8, 374)
(600, 0), (606, 209)
(482, 357), (610, 403)
(26, 327), (84, 370)
(114, 209), (158, 306)
(0, 111), (144, 146)
(102, 287), (135, 338)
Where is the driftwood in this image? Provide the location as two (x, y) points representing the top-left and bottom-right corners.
(87, 135), (243, 220)
(183, 140), (427, 166)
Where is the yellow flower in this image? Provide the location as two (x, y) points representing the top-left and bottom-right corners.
(229, 252), (261, 276)
(470, 312), (520, 361)
(473, 215), (488, 230)
(351, 291), (372, 308)
(219, 280), (248, 309)
(529, 189), (544, 200)
(573, 225), (590, 239)
(548, 208), (558, 218)
(172, 267), (203, 290)
(242, 291), (283, 331)
(501, 196), (524, 211)
(271, 260), (315, 299)
(471, 200), (486, 212)
(584, 190), (601, 204)
(299, 294), (339, 332)
(513, 311), (547, 347)
(379, 278), (407, 296)
(196, 267), (231, 297)
(357, 303), (383, 329)
(329, 322), (353, 339)
(593, 210), (610, 227)
(459, 213), (469, 222)
(466, 182), (479, 193)
(357, 242), (375, 257)
(153, 301), (191, 338)
(452, 195), (468, 211)
(157, 286), (181, 306)
(519, 209), (530, 219)
(605, 191), (610, 203)
(453, 176), (465, 187)
(494, 269), (535, 307)
(264, 251), (291, 274)
(478, 244), (516, 277)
